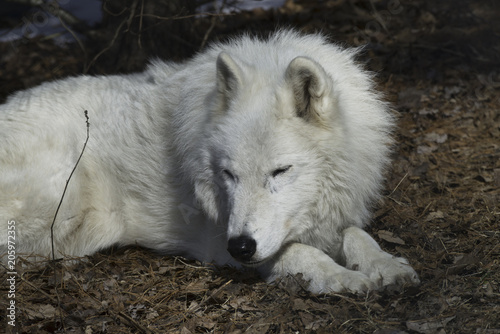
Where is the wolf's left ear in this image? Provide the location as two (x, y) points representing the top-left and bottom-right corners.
(216, 52), (244, 113)
(285, 56), (334, 125)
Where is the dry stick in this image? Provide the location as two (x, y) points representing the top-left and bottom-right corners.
(47, 110), (89, 331)
(57, 12), (88, 71)
(117, 311), (156, 334)
(199, 0), (225, 50)
(126, 0), (140, 32)
(138, 0), (145, 49)
(20, 275), (57, 302)
(368, 0), (389, 33)
(138, 12), (228, 21)
(50, 110), (90, 261)
(197, 279), (233, 309)
(85, 19), (127, 73)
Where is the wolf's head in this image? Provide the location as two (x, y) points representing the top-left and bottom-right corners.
(194, 46), (390, 266)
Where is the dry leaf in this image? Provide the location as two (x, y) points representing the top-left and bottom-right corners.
(406, 316), (455, 333)
(378, 230), (406, 245)
(425, 211), (445, 221)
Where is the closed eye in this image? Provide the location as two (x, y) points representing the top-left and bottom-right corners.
(271, 165), (292, 178)
(222, 169), (236, 181)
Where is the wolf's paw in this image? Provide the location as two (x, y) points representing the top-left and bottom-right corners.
(262, 242), (381, 295)
(367, 256), (420, 288)
(308, 269), (376, 294)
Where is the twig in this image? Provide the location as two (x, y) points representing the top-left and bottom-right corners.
(186, 279), (233, 314)
(117, 311), (156, 334)
(138, 0), (145, 49)
(125, 0), (140, 32)
(173, 257), (209, 269)
(50, 110), (90, 261)
(57, 12), (87, 71)
(369, 0), (389, 34)
(47, 110), (89, 332)
(85, 19), (127, 73)
(199, 279), (233, 307)
(199, 0), (226, 50)
(47, 1), (82, 27)
(137, 12), (229, 21)
(388, 172), (408, 198)
(20, 275), (57, 302)
(7, 0), (82, 26)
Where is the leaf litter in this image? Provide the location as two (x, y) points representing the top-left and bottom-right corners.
(0, 0), (499, 332)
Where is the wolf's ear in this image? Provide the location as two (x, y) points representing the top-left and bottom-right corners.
(285, 56), (334, 125)
(216, 52), (244, 112)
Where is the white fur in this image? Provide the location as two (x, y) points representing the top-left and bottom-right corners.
(0, 30), (419, 293)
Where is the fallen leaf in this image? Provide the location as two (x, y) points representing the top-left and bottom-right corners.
(158, 266), (169, 275)
(425, 132), (448, 144)
(25, 304), (57, 320)
(39, 304), (56, 318)
(417, 144), (438, 154)
(494, 169), (500, 187)
(180, 327), (193, 334)
(145, 309), (159, 320)
(197, 317), (216, 330)
(418, 108), (439, 115)
(378, 230), (406, 245)
(293, 298), (308, 311)
(425, 211), (445, 221)
(374, 329), (409, 334)
(406, 316), (455, 334)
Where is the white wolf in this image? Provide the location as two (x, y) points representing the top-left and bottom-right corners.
(0, 30), (419, 293)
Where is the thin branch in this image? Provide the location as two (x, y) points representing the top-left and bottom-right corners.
(85, 19), (127, 73)
(7, 0), (82, 26)
(117, 311), (156, 334)
(57, 12), (87, 71)
(138, 0), (145, 48)
(50, 110), (90, 261)
(200, 0), (225, 50)
(137, 12), (229, 21)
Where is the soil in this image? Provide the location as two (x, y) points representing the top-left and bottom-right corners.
(0, 0), (499, 333)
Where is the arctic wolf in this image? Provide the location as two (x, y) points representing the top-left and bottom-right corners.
(0, 30), (419, 293)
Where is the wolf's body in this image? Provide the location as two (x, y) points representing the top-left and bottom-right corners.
(0, 31), (418, 293)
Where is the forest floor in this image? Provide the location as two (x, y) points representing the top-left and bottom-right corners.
(0, 0), (499, 333)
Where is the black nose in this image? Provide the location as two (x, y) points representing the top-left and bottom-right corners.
(227, 236), (257, 262)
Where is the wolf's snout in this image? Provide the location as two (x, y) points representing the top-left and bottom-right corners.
(227, 236), (256, 263)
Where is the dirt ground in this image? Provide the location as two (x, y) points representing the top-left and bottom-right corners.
(0, 0), (499, 333)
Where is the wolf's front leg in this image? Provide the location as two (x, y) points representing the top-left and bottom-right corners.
(258, 243), (376, 294)
(342, 226), (420, 288)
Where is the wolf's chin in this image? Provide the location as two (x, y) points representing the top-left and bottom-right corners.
(237, 255), (274, 267)
(239, 260), (265, 267)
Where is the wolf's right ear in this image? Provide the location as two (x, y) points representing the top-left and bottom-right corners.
(215, 52), (244, 112)
(285, 56), (334, 126)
